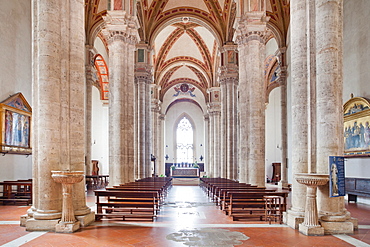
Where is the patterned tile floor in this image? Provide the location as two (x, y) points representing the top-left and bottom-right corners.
(1, 185), (370, 246)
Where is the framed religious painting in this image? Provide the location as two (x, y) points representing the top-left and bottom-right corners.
(0, 93), (32, 155)
(343, 96), (370, 157)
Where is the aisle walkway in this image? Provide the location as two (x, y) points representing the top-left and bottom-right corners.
(1, 185), (370, 246)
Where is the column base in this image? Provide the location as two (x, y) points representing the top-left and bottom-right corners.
(76, 211), (95, 227)
(20, 214), (29, 227)
(299, 223), (325, 236)
(284, 210), (304, 229)
(55, 221), (80, 233)
(25, 218), (60, 232)
(320, 220), (354, 235)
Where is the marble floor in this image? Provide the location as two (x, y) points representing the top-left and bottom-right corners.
(1, 185), (370, 247)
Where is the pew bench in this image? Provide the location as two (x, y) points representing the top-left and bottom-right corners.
(0, 180), (32, 205)
(95, 190), (158, 221)
(227, 191), (288, 221)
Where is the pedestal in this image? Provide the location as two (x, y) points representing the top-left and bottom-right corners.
(295, 173), (329, 236)
(51, 171), (84, 233)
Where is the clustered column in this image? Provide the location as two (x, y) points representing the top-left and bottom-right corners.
(207, 99), (221, 177)
(26, 0), (93, 232)
(276, 48), (289, 189)
(151, 84), (162, 177)
(135, 43), (153, 179)
(219, 45), (238, 180)
(103, 11), (138, 185)
(236, 15), (267, 186)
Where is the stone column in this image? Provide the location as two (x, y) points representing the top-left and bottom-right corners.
(151, 90), (162, 177)
(219, 45), (238, 180)
(209, 102), (221, 178)
(135, 43), (153, 178)
(276, 48), (289, 189)
(103, 11), (138, 185)
(213, 107), (221, 178)
(158, 114), (166, 176)
(315, 0), (355, 234)
(236, 15), (267, 186)
(26, 0), (93, 232)
(220, 81), (227, 178)
(85, 47), (96, 177)
(284, 0), (309, 229)
(204, 114), (210, 176)
(207, 104), (215, 177)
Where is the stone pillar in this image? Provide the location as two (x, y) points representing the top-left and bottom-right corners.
(151, 87), (162, 177)
(207, 105), (215, 177)
(315, 0), (355, 234)
(204, 114), (210, 176)
(219, 45), (238, 180)
(208, 101), (221, 178)
(26, 0), (94, 232)
(284, 0), (309, 229)
(220, 81), (227, 178)
(236, 15), (267, 186)
(158, 114), (165, 176)
(103, 11), (138, 185)
(85, 47), (96, 177)
(276, 48), (289, 189)
(135, 43), (153, 179)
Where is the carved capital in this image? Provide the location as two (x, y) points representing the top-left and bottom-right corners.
(235, 18), (269, 45)
(102, 11), (139, 45)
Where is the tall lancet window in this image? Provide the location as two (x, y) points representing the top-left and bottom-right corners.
(176, 117), (193, 163)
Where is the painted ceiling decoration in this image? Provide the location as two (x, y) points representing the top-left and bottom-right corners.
(173, 83), (196, 97)
(85, 0), (290, 104)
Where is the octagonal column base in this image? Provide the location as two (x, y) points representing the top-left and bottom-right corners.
(320, 221), (354, 235)
(76, 212), (95, 227)
(55, 221), (80, 233)
(25, 218), (60, 232)
(299, 223), (325, 236)
(284, 210), (304, 229)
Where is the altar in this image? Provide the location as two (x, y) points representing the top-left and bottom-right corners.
(171, 168), (199, 178)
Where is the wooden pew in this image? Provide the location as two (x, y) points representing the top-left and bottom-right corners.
(227, 191), (288, 221)
(220, 188), (276, 212)
(95, 190), (159, 221)
(0, 179), (32, 205)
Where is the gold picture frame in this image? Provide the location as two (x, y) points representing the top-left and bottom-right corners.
(0, 93), (32, 155)
(343, 97), (370, 157)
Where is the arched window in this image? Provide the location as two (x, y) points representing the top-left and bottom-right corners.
(176, 117), (193, 163)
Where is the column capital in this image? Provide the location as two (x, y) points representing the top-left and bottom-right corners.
(235, 17), (270, 45)
(207, 102), (221, 114)
(102, 11), (139, 46)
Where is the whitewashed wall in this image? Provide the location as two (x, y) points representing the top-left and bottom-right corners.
(265, 87), (282, 181)
(343, 0), (370, 179)
(91, 87), (109, 175)
(0, 1), (32, 181)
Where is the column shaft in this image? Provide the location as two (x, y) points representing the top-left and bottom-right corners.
(315, 0), (348, 218)
(28, 0), (93, 231)
(287, 0), (309, 226)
